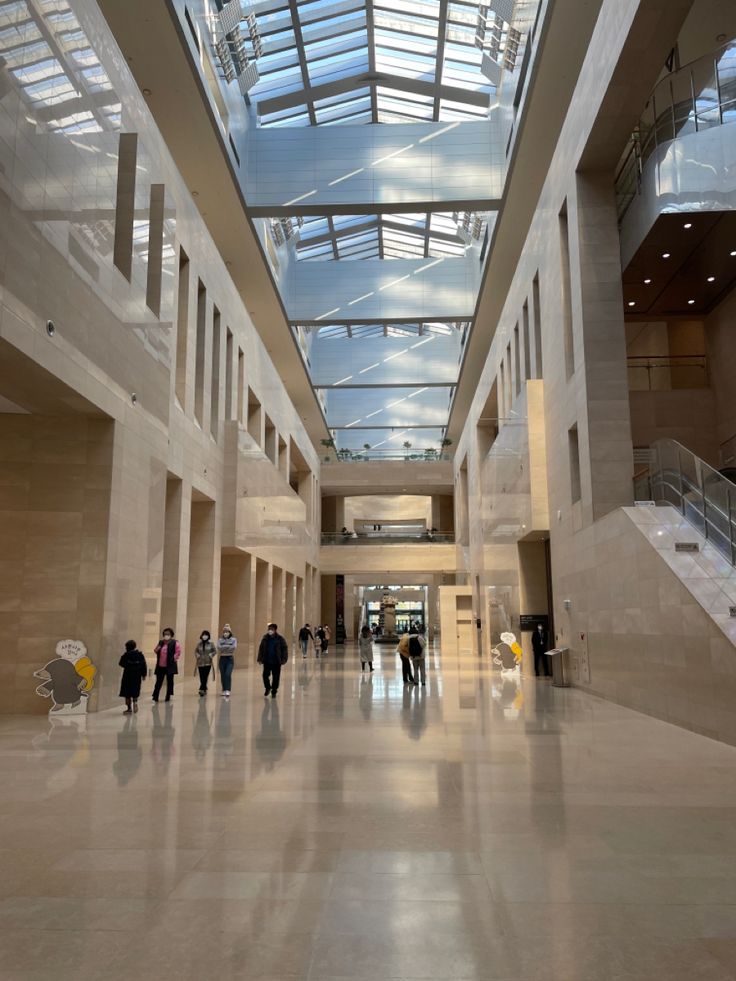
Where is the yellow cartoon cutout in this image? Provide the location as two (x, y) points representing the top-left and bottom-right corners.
(492, 631), (523, 672)
(34, 640), (97, 715)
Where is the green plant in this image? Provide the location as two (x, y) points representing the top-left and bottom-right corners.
(441, 437), (452, 447)
(363, 443), (371, 450)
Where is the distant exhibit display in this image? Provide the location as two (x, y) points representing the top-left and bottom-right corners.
(34, 640), (97, 715)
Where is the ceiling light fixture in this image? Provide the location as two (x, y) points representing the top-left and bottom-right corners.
(644, 278), (652, 284)
(627, 301), (635, 307)
(688, 299), (695, 305)
(731, 251), (736, 257)
(707, 276), (715, 283)
(683, 222), (692, 229)
(662, 252), (671, 259)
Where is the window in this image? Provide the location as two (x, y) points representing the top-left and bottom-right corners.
(175, 248), (189, 407)
(113, 133), (137, 281)
(559, 202), (574, 379)
(532, 272), (542, 379)
(568, 424), (581, 503)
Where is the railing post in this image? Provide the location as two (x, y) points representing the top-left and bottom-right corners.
(715, 55), (724, 125)
(699, 459), (708, 542)
(677, 448), (685, 515)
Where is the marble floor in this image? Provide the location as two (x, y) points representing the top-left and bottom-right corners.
(3, 646), (736, 979)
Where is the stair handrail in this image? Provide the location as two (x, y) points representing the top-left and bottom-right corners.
(649, 438), (736, 564)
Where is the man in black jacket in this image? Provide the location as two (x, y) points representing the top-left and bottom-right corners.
(531, 623), (551, 678)
(257, 623), (289, 698)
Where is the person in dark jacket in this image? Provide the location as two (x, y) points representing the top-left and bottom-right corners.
(119, 639), (147, 713)
(152, 627), (181, 702)
(298, 623), (314, 659)
(531, 623), (551, 677)
(257, 623), (288, 698)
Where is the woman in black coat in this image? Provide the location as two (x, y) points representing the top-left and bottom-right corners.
(119, 640), (148, 713)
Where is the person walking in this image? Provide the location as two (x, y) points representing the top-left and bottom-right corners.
(532, 622), (551, 678)
(119, 639), (147, 713)
(257, 623), (288, 698)
(408, 624), (427, 685)
(217, 624), (237, 697)
(298, 623), (314, 659)
(153, 627), (180, 702)
(314, 625), (325, 658)
(321, 624), (331, 657)
(358, 625), (374, 672)
(194, 630), (217, 696)
(397, 630), (415, 685)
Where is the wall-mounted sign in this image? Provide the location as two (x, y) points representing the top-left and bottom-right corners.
(519, 614), (549, 632)
(335, 574), (346, 644)
(675, 542), (700, 552)
(34, 640), (97, 715)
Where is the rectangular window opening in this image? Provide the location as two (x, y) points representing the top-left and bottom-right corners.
(532, 272), (543, 378)
(175, 248), (189, 407)
(194, 280), (207, 426)
(210, 306), (221, 440)
(522, 300), (531, 382)
(247, 388), (262, 446)
(225, 329), (233, 421)
(113, 133), (138, 281)
(568, 424), (581, 504)
(237, 349), (245, 424)
(559, 202), (575, 379)
(513, 324), (521, 397)
(146, 183), (165, 316)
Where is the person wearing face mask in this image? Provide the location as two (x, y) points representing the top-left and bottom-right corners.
(152, 627), (180, 702)
(532, 622), (551, 678)
(217, 624), (237, 698)
(194, 630), (217, 696)
(257, 623), (289, 698)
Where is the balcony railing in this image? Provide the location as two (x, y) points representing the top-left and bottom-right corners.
(627, 354), (708, 391)
(322, 531), (455, 545)
(321, 448), (452, 463)
(615, 39), (736, 219)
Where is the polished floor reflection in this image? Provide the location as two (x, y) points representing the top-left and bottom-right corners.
(2, 646), (736, 979)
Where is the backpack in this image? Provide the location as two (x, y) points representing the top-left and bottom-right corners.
(408, 635), (423, 658)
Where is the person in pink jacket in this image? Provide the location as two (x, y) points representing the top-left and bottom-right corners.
(152, 627), (181, 702)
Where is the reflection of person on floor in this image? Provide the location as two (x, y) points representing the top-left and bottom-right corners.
(113, 714), (142, 786)
(192, 699), (212, 761)
(254, 699), (287, 769)
(359, 674), (374, 721)
(213, 697), (233, 768)
(532, 623), (551, 677)
(151, 702), (175, 768)
(401, 685), (427, 740)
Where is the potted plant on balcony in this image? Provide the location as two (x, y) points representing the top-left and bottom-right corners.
(320, 437), (336, 462)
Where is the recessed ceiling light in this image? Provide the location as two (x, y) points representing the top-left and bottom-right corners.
(644, 278), (652, 284)
(688, 299), (695, 305)
(731, 250), (736, 257)
(683, 222), (692, 229)
(662, 252), (671, 259)
(707, 276), (715, 282)
(627, 301), (635, 307)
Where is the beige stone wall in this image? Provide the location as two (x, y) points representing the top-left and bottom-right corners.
(453, 0), (729, 736)
(0, 0), (319, 711)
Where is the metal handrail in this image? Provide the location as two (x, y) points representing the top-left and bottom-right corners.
(321, 531), (455, 545)
(647, 438), (736, 564)
(627, 354), (708, 390)
(615, 39), (736, 219)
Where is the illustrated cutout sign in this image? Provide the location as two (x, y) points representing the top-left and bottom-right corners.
(34, 639), (97, 715)
(492, 631), (523, 672)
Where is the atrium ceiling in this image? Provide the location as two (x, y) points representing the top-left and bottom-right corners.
(213, 0), (530, 452)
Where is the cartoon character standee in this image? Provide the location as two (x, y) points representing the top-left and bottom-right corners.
(491, 630), (523, 673)
(34, 639), (97, 715)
